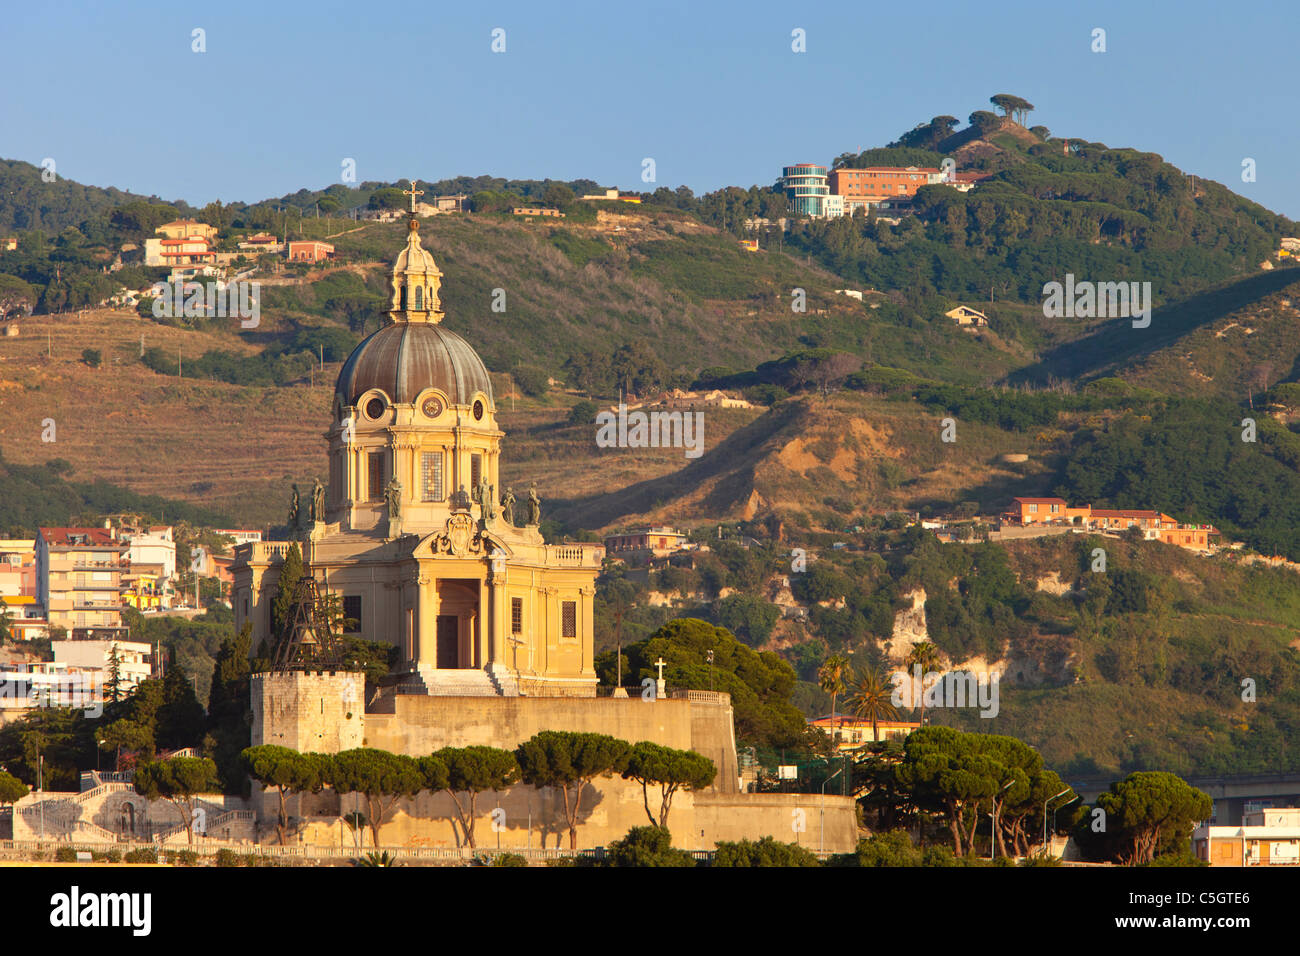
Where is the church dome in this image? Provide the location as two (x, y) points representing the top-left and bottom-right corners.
(335, 322), (494, 407)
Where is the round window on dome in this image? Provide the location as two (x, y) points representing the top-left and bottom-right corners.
(366, 397), (386, 419)
(473, 400), (484, 421)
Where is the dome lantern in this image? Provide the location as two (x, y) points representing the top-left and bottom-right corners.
(388, 179), (444, 322)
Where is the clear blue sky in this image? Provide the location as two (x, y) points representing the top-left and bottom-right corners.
(4, 0), (1298, 218)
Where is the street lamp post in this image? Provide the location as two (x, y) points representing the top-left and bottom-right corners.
(1051, 794), (1081, 853)
(1042, 788), (1073, 851)
(820, 766), (844, 856)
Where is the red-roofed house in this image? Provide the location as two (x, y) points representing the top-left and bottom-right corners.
(1087, 509), (1175, 531)
(156, 219), (217, 241)
(1004, 497), (1068, 524)
(287, 240), (335, 263)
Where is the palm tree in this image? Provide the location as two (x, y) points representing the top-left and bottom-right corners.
(905, 641), (942, 726)
(818, 654), (850, 742)
(846, 666), (900, 744)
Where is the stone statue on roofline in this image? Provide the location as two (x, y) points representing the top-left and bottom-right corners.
(501, 487), (515, 526)
(526, 484), (541, 527)
(311, 479), (325, 523)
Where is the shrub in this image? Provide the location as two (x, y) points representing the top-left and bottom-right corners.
(215, 848), (243, 867)
(603, 826), (695, 867)
(712, 836), (820, 867)
(81, 348), (101, 368)
(165, 849), (198, 867)
(567, 400), (599, 425)
(54, 845), (80, 862)
(490, 853), (528, 867)
(124, 848), (159, 864)
(1020, 852), (1062, 867)
(850, 831), (922, 867)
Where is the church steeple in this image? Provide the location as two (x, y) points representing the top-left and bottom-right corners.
(388, 179), (444, 324)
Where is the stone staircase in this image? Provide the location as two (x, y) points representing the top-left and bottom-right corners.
(400, 666), (518, 697)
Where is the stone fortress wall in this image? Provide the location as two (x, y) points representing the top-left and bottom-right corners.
(250, 670), (857, 853)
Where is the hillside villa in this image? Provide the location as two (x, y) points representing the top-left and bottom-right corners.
(1002, 497), (1218, 552)
(808, 715), (921, 750)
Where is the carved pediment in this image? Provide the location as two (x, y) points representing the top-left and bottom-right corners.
(434, 512), (481, 557)
(413, 520), (516, 561)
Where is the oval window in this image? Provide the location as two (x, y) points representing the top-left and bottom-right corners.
(366, 397), (386, 419)
(472, 400), (484, 421)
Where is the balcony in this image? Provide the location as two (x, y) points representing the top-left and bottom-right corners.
(544, 545), (604, 568)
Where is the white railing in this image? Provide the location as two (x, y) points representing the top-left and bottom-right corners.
(669, 689), (732, 705)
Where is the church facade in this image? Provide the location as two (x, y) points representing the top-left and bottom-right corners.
(231, 206), (603, 697)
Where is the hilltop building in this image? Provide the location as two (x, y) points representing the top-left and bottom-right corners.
(945, 305), (989, 327)
(778, 164), (837, 218)
(287, 240), (334, 263)
(828, 165), (945, 215)
(1001, 498), (1218, 552)
(579, 188), (642, 203)
(155, 219), (217, 241)
(604, 527), (689, 559)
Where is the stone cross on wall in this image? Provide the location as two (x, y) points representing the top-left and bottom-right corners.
(654, 657), (667, 700)
(404, 179), (424, 213)
(654, 658), (667, 681)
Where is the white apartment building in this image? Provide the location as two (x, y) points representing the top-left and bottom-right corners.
(123, 526), (177, 580)
(52, 638), (153, 693)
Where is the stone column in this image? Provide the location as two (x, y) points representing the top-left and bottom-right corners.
(488, 556), (506, 665)
(416, 572), (435, 670)
(579, 584), (596, 677)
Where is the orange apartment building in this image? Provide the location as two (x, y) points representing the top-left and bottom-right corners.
(35, 527), (128, 638)
(828, 166), (945, 214)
